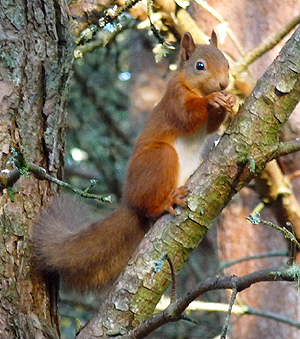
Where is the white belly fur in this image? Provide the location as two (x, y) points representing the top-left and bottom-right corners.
(174, 126), (219, 187)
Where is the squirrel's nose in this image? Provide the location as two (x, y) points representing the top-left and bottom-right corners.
(220, 82), (228, 91)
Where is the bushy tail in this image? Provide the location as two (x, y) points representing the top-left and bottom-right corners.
(32, 196), (147, 292)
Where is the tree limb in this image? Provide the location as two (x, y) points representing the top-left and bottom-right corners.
(119, 266), (298, 339)
(76, 23), (300, 339)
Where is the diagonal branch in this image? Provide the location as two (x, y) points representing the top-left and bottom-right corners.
(77, 25), (300, 339)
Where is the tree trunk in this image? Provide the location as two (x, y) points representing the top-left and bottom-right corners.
(0, 0), (73, 337)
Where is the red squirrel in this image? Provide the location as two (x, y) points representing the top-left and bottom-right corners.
(33, 31), (236, 292)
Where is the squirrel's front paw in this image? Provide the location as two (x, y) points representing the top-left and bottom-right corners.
(224, 92), (236, 111)
(207, 92), (236, 112)
(207, 92), (228, 109)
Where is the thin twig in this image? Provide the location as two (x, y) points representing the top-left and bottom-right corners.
(147, 0), (168, 46)
(221, 286), (238, 339)
(75, 19), (135, 57)
(97, 0), (143, 30)
(248, 212), (300, 251)
(150, 253), (177, 303)
(27, 163), (111, 202)
(232, 14), (300, 76)
(245, 306), (300, 329)
(260, 219), (300, 251)
(75, 0), (142, 45)
(220, 250), (289, 269)
(248, 213), (300, 252)
(109, 0), (143, 22)
(165, 253), (177, 303)
(7, 148), (112, 202)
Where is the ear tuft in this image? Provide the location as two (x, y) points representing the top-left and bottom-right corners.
(180, 32), (196, 61)
(210, 30), (218, 48)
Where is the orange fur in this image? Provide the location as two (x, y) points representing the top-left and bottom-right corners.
(33, 32), (236, 292)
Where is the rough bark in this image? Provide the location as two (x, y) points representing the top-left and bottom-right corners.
(0, 0), (74, 337)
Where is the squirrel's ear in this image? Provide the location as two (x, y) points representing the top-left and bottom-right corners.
(181, 32), (196, 61)
(210, 30), (218, 47)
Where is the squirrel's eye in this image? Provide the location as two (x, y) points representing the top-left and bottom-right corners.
(196, 61), (205, 70)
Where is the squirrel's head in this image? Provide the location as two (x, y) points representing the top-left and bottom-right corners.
(179, 31), (230, 96)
